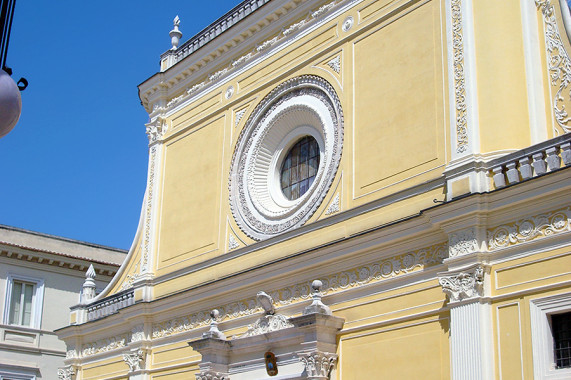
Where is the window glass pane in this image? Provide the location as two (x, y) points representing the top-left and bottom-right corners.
(9, 282), (22, 324)
(8, 280), (35, 326)
(280, 136), (320, 200)
(22, 283), (34, 326)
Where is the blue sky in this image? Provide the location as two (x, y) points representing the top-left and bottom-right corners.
(1, 0), (239, 249)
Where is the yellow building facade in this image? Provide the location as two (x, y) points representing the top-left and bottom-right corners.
(57, 0), (571, 379)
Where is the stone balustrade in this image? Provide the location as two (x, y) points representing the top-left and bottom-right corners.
(86, 289), (134, 322)
(489, 134), (571, 189)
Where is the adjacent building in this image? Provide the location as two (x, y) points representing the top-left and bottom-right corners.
(0, 225), (126, 379)
(58, 0), (571, 379)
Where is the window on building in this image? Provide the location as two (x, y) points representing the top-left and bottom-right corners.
(552, 312), (571, 368)
(530, 293), (571, 378)
(280, 136), (320, 201)
(2, 274), (44, 329)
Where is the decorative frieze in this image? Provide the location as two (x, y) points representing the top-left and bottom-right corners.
(131, 324), (145, 342)
(536, 0), (571, 135)
(195, 370), (230, 380)
(152, 242), (447, 339)
(123, 349), (145, 372)
(487, 207), (570, 250)
(439, 265), (484, 302)
(57, 365), (75, 380)
(448, 227), (478, 257)
(82, 333), (129, 356)
(297, 350), (338, 379)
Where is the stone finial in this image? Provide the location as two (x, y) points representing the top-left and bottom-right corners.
(169, 15), (183, 50)
(303, 280), (332, 315)
(81, 264), (97, 302)
(257, 291), (275, 315)
(203, 309), (226, 339)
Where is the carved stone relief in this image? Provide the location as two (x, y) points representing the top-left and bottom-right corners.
(448, 227), (478, 257)
(123, 349), (145, 372)
(487, 207), (570, 250)
(536, 0), (571, 135)
(297, 350), (338, 379)
(438, 265), (484, 302)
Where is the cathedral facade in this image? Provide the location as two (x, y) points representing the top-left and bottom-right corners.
(58, 0), (571, 379)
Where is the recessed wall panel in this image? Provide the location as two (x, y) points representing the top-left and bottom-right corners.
(353, 1), (444, 198)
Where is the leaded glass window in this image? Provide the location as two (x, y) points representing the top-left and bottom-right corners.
(280, 136), (320, 200)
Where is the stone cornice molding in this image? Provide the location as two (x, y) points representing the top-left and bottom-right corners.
(140, 0), (359, 112)
(0, 243), (118, 277)
(150, 241), (446, 340)
(438, 264), (486, 303)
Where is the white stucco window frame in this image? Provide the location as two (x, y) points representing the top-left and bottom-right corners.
(0, 371), (36, 380)
(2, 273), (45, 330)
(530, 292), (571, 379)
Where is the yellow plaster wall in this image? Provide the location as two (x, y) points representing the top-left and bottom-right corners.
(473, 0), (531, 152)
(495, 302), (525, 380)
(491, 246), (571, 296)
(340, 315), (450, 379)
(157, 116), (225, 274)
(81, 357), (128, 380)
(352, 0), (445, 200)
(108, 239), (143, 295)
(152, 341), (200, 368)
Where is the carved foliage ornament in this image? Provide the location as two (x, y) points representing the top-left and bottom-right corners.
(123, 349), (145, 372)
(195, 371), (230, 380)
(536, 0), (571, 135)
(439, 266), (484, 302)
(57, 365), (75, 380)
(145, 117), (167, 143)
(298, 351), (338, 379)
(450, 0), (469, 153)
(449, 228), (478, 257)
(487, 207), (570, 250)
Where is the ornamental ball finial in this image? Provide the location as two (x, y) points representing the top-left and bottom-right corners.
(210, 309), (220, 320)
(311, 279), (323, 293)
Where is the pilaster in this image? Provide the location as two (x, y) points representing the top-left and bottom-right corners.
(439, 264), (494, 380)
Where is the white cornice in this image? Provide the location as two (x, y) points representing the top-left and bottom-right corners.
(139, 0), (362, 113)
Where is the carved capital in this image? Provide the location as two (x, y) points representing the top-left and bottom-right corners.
(145, 117), (167, 143)
(195, 370), (230, 380)
(298, 350), (338, 379)
(57, 365), (75, 380)
(438, 265), (485, 302)
(448, 227), (478, 257)
(123, 349), (145, 372)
